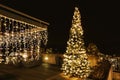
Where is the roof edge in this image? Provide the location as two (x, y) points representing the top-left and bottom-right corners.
(0, 4), (49, 25)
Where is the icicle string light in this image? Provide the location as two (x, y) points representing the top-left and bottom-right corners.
(0, 14), (48, 64)
(0, 14), (47, 28)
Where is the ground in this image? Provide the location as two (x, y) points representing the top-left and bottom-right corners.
(0, 63), (120, 80)
(0, 63), (62, 80)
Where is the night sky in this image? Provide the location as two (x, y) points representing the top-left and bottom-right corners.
(0, 0), (120, 55)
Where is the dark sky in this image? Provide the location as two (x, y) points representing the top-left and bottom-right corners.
(0, 0), (120, 55)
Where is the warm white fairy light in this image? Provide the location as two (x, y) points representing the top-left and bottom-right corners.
(0, 14), (41, 28)
(62, 7), (91, 78)
(0, 14), (48, 64)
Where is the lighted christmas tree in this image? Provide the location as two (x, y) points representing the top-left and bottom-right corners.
(62, 7), (91, 78)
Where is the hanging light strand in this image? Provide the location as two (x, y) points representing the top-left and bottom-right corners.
(0, 14), (48, 64)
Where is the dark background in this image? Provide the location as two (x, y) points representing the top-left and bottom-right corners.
(0, 0), (120, 55)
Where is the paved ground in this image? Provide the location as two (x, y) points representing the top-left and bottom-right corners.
(0, 62), (95, 80)
(0, 63), (64, 80)
(0, 63), (120, 80)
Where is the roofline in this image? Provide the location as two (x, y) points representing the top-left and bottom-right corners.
(0, 4), (49, 25)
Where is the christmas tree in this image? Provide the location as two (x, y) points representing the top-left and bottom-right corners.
(62, 7), (91, 78)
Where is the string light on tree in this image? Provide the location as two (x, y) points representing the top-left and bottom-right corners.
(62, 7), (91, 79)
